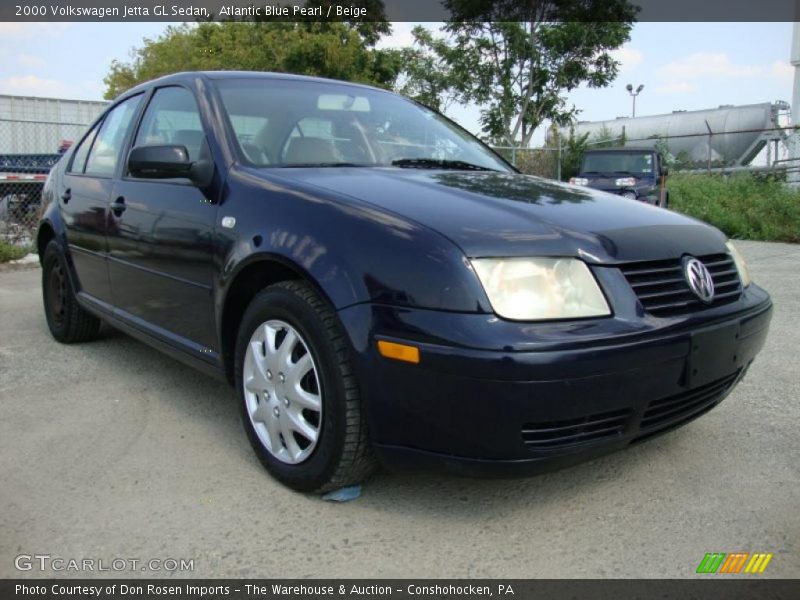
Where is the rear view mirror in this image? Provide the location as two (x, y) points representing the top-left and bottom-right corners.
(128, 145), (192, 179)
(317, 94), (370, 112)
(661, 166), (669, 177)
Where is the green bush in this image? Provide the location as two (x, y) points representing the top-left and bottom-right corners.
(0, 242), (32, 263)
(669, 173), (800, 243)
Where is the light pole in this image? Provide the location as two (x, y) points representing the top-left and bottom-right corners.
(626, 83), (644, 118)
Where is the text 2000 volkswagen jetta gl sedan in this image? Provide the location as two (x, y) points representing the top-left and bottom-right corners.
(38, 72), (771, 492)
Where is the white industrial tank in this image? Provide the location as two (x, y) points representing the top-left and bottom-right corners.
(555, 102), (786, 166)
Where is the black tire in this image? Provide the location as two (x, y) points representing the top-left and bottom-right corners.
(41, 240), (101, 343)
(235, 280), (375, 493)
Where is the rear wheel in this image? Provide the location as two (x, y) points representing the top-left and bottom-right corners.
(235, 280), (375, 493)
(41, 240), (101, 343)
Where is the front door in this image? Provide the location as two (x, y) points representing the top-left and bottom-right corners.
(106, 86), (218, 353)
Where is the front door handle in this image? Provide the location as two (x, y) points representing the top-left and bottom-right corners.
(111, 196), (126, 216)
(61, 189), (71, 204)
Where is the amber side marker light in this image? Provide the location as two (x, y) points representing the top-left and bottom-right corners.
(377, 340), (420, 364)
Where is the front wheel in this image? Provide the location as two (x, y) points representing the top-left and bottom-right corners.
(235, 280), (375, 493)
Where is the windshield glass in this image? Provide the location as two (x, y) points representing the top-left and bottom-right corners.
(214, 78), (511, 172)
(582, 151), (655, 175)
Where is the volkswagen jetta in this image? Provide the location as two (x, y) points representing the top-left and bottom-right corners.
(37, 72), (772, 492)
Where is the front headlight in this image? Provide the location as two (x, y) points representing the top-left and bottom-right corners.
(615, 177), (637, 187)
(470, 257), (611, 320)
(726, 240), (751, 287)
(569, 177), (589, 186)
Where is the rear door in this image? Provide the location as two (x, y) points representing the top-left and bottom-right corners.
(61, 95), (143, 305)
(106, 85), (218, 353)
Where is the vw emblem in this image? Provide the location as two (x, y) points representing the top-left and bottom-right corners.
(683, 257), (715, 303)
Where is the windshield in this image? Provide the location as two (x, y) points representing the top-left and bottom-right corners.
(214, 78), (511, 172)
(581, 151), (655, 175)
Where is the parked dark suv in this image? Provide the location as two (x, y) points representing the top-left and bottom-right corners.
(570, 147), (669, 207)
(38, 72), (771, 492)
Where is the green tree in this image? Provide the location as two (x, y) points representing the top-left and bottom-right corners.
(590, 124), (624, 148)
(103, 19), (399, 100)
(401, 0), (637, 147)
(396, 28), (459, 112)
(303, 1), (391, 46)
(555, 128), (590, 181)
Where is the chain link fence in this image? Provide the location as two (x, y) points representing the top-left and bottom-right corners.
(0, 120), (81, 247)
(1, 94), (106, 250)
(495, 123), (796, 181)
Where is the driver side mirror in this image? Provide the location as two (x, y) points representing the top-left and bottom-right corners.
(128, 144), (213, 187)
(661, 165), (669, 177)
(129, 144), (191, 177)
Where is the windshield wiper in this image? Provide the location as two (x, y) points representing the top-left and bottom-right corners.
(391, 158), (499, 172)
(279, 162), (372, 168)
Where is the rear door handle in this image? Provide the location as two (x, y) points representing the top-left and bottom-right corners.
(111, 196), (126, 216)
(61, 189), (71, 203)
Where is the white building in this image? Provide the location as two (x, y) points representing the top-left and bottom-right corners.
(0, 94), (108, 154)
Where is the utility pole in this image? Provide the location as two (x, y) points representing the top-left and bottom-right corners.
(789, 19), (800, 186)
(626, 83), (644, 118)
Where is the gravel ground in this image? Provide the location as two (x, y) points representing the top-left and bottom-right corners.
(0, 240), (797, 579)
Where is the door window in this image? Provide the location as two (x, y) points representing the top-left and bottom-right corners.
(134, 87), (205, 161)
(68, 123), (100, 174)
(84, 95), (142, 177)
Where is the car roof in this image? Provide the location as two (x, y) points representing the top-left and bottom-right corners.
(116, 70), (385, 102)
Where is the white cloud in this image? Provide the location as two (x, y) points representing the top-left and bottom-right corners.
(0, 23), (71, 38)
(653, 52), (793, 98)
(378, 22), (418, 49)
(16, 54), (45, 68)
(610, 47), (644, 73)
(0, 75), (72, 97)
(655, 82), (697, 94)
(80, 80), (106, 98)
(660, 52), (762, 80)
(771, 60), (794, 82)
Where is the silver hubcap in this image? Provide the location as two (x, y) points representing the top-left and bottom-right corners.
(243, 319), (322, 464)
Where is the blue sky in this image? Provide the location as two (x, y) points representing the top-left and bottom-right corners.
(0, 21), (794, 145)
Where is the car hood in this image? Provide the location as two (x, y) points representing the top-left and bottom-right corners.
(263, 168), (726, 263)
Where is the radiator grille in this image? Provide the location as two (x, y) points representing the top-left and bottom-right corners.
(522, 408), (631, 450)
(620, 254), (742, 317)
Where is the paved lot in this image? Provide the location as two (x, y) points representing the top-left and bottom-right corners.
(0, 241), (798, 579)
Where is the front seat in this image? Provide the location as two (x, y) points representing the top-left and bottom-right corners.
(283, 137), (341, 165)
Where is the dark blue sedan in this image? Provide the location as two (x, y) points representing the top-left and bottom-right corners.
(37, 72), (772, 492)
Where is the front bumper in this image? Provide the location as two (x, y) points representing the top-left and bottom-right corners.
(338, 287), (772, 477)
